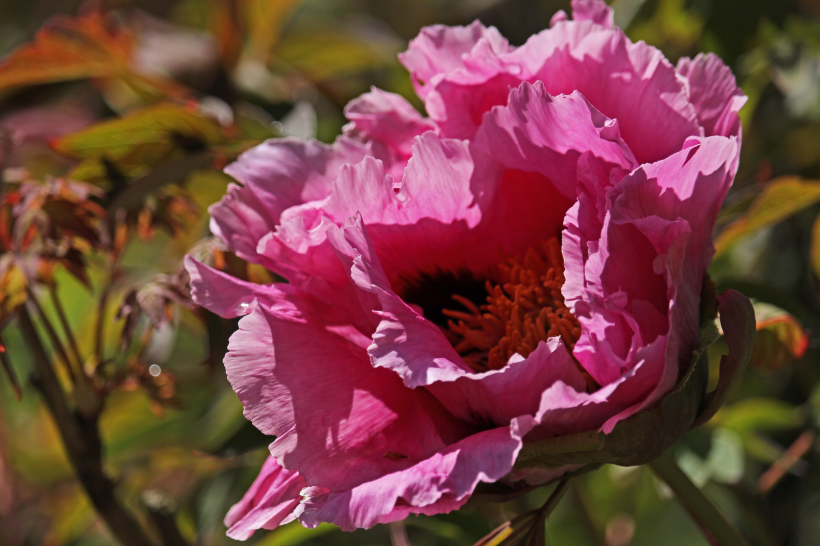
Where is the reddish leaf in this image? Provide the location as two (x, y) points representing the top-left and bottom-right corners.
(0, 11), (189, 97)
(751, 303), (809, 372)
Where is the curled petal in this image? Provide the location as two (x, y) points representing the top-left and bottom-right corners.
(399, 21), (512, 99)
(224, 457), (305, 540)
(677, 53), (748, 139)
(474, 83), (636, 199)
(570, 0), (615, 28)
(343, 87), (436, 158)
(299, 426), (525, 531)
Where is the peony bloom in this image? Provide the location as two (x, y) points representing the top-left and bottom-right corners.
(186, 0), (755, 537)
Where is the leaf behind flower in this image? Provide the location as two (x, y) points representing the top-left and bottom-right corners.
(715, 176), (820, 257)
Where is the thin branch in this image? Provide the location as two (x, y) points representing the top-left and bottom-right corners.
(571, 482), (606, 546)
(17, 306), (156, 546)
(758, 430), (815, 494)
(530, 478), (570, 540)
(144, 492), (191, 546)
(649, 450), (751, 546)
(0, 332), (22, 400)
(25, 288), (79, 382)
(50, 283), (84, 372)
(93, 283), (110, 368)
(474, 479), (571, 546)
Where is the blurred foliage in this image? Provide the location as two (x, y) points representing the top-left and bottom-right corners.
(1, 0), (820, 545)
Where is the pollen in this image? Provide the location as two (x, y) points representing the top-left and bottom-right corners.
(444, 239), (582, 373)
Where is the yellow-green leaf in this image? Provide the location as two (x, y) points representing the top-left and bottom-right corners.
(715, 176), (820, 257)
(52, 103), (224, 184)
(711, 398), (804, 433)
(810, 213), (820, 279)
(277, 32), (395, 82)
(241, 0), (304, 61)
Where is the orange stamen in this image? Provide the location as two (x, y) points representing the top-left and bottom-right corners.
(445, 239), (584, 375)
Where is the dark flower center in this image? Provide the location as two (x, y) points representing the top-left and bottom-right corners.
(443, 238), (582, 373)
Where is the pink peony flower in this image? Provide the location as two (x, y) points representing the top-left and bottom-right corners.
(186, 0), (756, 537)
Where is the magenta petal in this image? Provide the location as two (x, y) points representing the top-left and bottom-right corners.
(570, 0), (615, 28)
(299, 425), (524, 531)
(343, 87), (436, 158)
(185, 256), (274, 318)
(511, 24), (700, 164)
(424, 15), (701, 162)
(327, 214), (588, 427)
(224, 282), (472, 497)
(398, 21), (512, 99)
(326, 214), (472, 385)
(212, 137), (372, 275)
(208, 183), (279, 270)
(676, 53), (748, 139)
(224, 457), (305, 540)
(438, 338), (588, 425)
(474, 83), (636, 198)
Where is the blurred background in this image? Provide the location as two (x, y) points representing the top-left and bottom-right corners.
(1, 0), (820, 545)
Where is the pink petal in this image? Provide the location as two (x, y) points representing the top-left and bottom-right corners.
(299, 425), (524, 531)
(422, 15), (701, 162)
(185, 256), (273, 318)
(286, 134), (495, 291)
(224, 137), (371, 216)
(571, 0), (615, 28)
(560, 135), (740, 423)
(343, 87), (436, 158)
(208, 183), (279, 271)
(224, 282), (472, 498)
(398, 21), (512, 99)
(677, 53), (748, 139)
(507, 23), (700, 164)
(474, 83), (636, 199)
(224, 457), (305, 540)
(211, 136), (372, 275)
(327, 214), (588, 427)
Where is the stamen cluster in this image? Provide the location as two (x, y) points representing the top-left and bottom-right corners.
(444, 239), (581, 372)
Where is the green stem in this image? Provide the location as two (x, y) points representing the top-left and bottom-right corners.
(538, 478), (571, 521)
(17, 307), (156, 546)
(51, 283), (84, 372)
(0, 332), (22, 400)
(572, 482), (606, 546)
(26, 287), (79, 382)
(649, 451), (751, 546)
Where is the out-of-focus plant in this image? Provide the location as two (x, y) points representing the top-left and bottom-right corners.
(1, 1), (820, 545)
(0, 2), (408, 544)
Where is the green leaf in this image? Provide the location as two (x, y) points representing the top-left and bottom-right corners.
(710, 398), (804, 433)
(254, 522), (337, 546)
(277, 31), (395, 82)
(715, 176), (820, 258)
(706, 428), (745, 484)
